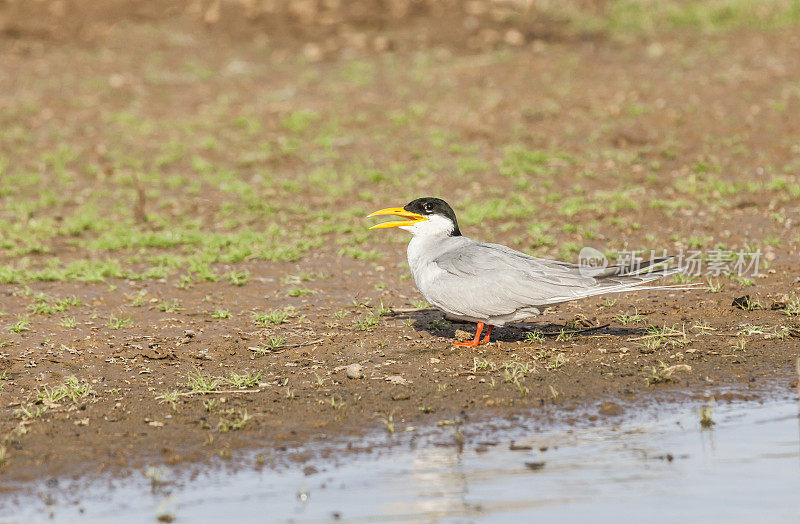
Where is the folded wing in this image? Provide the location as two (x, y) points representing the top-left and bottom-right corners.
(425, 240), (678, 320)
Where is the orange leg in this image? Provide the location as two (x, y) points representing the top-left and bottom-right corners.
(453, 322), (494, 347)
(482, 324), (493, 344)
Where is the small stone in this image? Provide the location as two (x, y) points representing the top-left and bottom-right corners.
(386, 375), (410, 385)
(108, 74), (125, 88)
(646, 42), (665, 58)
(504, 29), (525, 46)
(345, 363), (363, 379)
(303, 43), (323, 62)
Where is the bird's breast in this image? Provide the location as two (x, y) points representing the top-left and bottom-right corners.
(406, 237), (447, 296)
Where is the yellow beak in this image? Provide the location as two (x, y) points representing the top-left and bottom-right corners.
(367, 207), (427, 229)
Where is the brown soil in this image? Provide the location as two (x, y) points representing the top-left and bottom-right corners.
(1, 1), (799, 487)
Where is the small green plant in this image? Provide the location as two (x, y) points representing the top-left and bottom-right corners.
(288, 287), (314, 297)
(216, 409), (252, 432)
(253, 308), (292, 326)
(18, 405), (48, 419)
(615, 309), (644, 325)
(547, 353), (568, 370)
(602, 297), (618, 308)
(63, 376), (95, 402)
(729, 274), (755, 286)
(226, 270), (249, 286)
(784, 296), (800, 316)
(356, 312), (380, 331)
(36, 377), (95, 405)
(108, 316), (133, 329)
(693, 320), (714, 335)
(265, 335), (287, 348)
(672, 273), (697, 284)
(555, 328), (574, 342)
(131, 290), (147, 307)
(280, 272), (321, 285)
(379, 412), (395, 434)
(733, 295), (762, 311)
(37, 384), (67, 405)
(338, 246), (381, 260)
(646, 361), (676, 385)
(428, 319), (449, 330)
(186, 371), (219, 392)
(212, 309), (231, 319)
(159, 390), (180, 410)
(228, 371), (262, 388)
(503, 361), (530, 395)
(250, 336), (287, 355)
(31, 297), (55, 315)
(55, 296), (80, 311)
(8, 316), (30, 333)
(638, 324), (689, 352)
(376, 301), (391, 317)
(699, 405), (715, 428)
(524, 330), (545, 343)
(60, 316), (77, 328)
(472, 358), (495, 372)
(158, 300), (185, 312)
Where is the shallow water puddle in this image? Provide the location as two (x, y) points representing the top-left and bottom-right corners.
(3, 400), (799, 523)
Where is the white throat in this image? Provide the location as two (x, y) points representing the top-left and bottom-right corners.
(399, 214), (455, 237)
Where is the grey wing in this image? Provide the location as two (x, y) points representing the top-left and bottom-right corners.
(427, 241), (673, 320)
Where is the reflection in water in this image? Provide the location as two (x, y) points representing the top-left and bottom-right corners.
(400, 447), (469, 518)
(2, 400), (798, 523)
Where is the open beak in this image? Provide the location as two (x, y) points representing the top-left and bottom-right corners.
(367, 207), (427, 229)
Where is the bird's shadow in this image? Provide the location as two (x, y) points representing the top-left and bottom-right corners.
(388, 309), (645, 343)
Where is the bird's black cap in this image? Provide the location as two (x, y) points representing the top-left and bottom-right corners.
(404, 197), (461, 236)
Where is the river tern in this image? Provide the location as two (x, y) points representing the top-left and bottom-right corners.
(369, 197), (683, 347)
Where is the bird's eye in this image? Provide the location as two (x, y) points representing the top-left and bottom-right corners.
(424, 203), (433, 212)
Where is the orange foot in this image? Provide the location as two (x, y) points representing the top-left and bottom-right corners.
(453, 323), (494, 347)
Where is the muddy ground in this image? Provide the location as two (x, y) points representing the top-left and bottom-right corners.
(0, 1), (799, 487)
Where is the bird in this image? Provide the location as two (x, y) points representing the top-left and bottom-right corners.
(368, 197), (683, 347)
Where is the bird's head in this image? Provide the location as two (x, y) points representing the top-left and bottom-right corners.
(368, 197), (461, 237)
